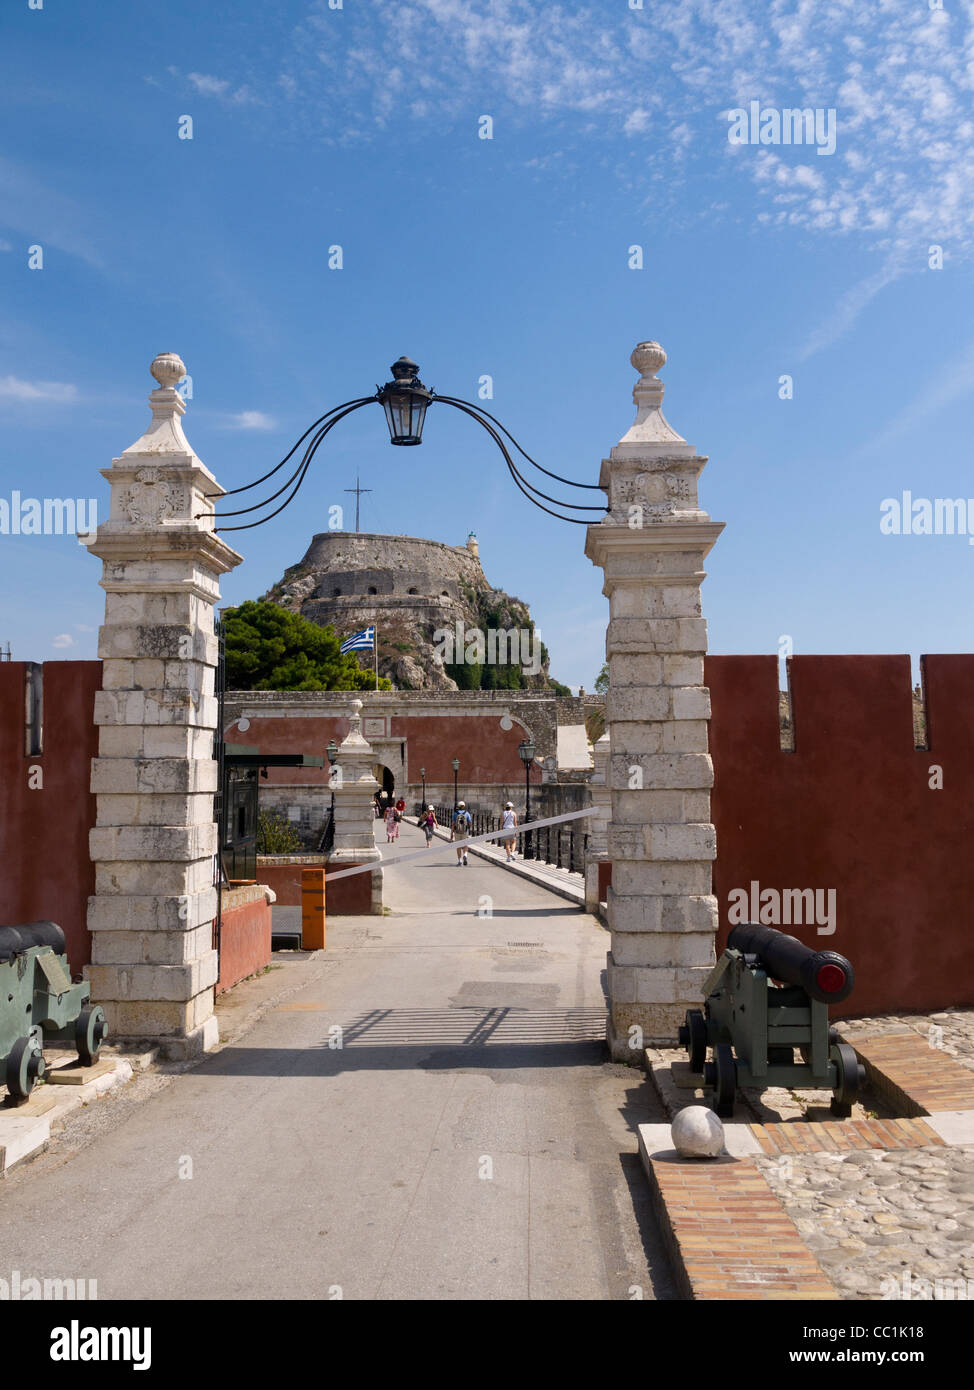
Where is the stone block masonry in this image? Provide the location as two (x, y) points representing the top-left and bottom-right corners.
(586, 341), (723, 1058)
(84, 353), (242, 1059)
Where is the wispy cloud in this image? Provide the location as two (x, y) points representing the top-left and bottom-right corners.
(0, 376), (78, 402)
(51, 633), (76, 649)
(855, 340), (974, 457)
(167, 66), (258, 106)
(0, 157), (105, 268)
(275, 1), (974, 262)
(225, 410), (277, 431)
(797, 262), (902, 361)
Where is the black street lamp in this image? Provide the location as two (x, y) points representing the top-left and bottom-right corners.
(518, 738), (535, 859)
(201, 356), (608, 532)
(377, 357), (433, 446)
(420, 765), (426, 809)
(326, 738), (339, 852)
(452, 758), (460, 815)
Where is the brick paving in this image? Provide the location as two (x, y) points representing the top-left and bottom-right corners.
(750, 1117), (945, 1155)
(647, 1153), (837, 1299)
(843, 1030), (974, 1116)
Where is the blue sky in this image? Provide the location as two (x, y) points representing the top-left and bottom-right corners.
(2, 0), (973, 690)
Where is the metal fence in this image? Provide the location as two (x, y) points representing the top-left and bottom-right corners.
(423, 804), (587, 876)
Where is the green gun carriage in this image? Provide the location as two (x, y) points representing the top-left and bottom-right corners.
(0, 921), (106, 1101)
(678, 921), (865, 1119)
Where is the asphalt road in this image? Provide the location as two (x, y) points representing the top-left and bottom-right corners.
(0, 822), (674, 1300)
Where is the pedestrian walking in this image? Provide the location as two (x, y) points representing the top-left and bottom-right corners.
(420, 805), (437, 845)
(451, 801), (472, 865)
(384, 804), (400, 843)
(500, 801), (518, 862)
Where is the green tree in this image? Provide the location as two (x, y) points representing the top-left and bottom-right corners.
(256, 809), (303, 854)
(594, 662), (609, 694)
(223, 600), (392, 691)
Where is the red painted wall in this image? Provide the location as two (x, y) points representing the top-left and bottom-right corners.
(226, 713), (543, 788)
(258, 857), (373, 915)
(0, 661), (100, 970)
(388, 714), (542, 785)
(706, 655), (974, 1018)
(217, 893), (271, 994)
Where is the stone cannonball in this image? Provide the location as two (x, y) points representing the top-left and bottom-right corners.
(671, 1105), (724, 1158)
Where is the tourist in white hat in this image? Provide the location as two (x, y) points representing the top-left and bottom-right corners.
(451, 801), (472, 865)
(500, 801), (518, 862)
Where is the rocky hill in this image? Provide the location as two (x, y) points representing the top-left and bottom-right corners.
(262, 530), (565, 692)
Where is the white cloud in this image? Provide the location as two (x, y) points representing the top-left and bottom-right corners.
(52, 634), (76, 649)
(73, 623), (94, 632)
(227, 410), (276, 431)
(278, 0), (974, 263)
(187, 72), (231, 97)
(0, 376), (78, 402)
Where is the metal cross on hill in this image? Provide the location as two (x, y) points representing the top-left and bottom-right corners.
(344, 474), (372, 532)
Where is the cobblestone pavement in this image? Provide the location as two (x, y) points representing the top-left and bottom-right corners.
(840, 1007), (974, 1073)
(757, 1143), (974, 1299)
(755, 1008), (974, 1300)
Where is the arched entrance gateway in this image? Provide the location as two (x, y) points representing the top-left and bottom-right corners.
(84, 342), (722, 1063)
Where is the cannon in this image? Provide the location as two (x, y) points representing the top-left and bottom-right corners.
(0, 921), (106, 1102)
(678, 921), (865, 1119)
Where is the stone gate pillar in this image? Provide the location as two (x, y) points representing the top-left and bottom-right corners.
(583, 731), (611, 913)
(585, 341), (724, 1058)
(85, 353), (242, 1058)
(328, 698), (383, 914)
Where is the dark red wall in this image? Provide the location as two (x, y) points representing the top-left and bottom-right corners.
(0, 661), (100, 970)
(388, 714), (542, 785)
(217, 895), (271, 994)
(706, 655), (974, 1018)
(229, 713), (543, 789)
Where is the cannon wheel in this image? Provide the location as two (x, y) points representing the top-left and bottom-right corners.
(712, 1043), (737, 1118)
(5, 1032), (47, 1101)
(829, 1042), (864, 1118)
(76, 1006), (106, 1068)
(680, 1009), (707, 1073)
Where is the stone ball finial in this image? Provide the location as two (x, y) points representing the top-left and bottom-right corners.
(150, 352), (187, 388)
(631, 341), (666, 378)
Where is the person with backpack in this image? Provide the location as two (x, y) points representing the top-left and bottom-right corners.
(419, 805), (437, 846)
(500, 801), (518, 862)
(451, 801), (472, 866)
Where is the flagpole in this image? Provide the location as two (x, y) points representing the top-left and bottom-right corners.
(374, 626), (378, 691)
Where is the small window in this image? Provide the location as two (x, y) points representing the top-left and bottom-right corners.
(408, 587), (418, 595)
(441, 590), (449, 597)
(333, 588), (341, 596)
(368, 586), (377, 595)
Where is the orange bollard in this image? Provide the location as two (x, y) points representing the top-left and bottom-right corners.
(301, 868), (326, 949)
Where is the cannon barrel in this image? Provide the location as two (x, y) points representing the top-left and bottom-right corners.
(727, 922), (855, 1004)
(0, 921), (66, 962)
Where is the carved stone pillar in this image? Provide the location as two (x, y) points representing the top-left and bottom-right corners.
(584, 731), (611, 913)
(328, 698), (383, 914)
(585, 341), (724, 1058)
(85, 353), (242, 1058)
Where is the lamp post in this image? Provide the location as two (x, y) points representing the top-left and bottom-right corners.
(420, 765), (426, 811)
(518, 738), (535, 859)
(200, 356), (607, 535)
(326, 738), (339, 852)
(452, 758), (460, 816)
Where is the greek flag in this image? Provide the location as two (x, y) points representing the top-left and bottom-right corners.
(340, 626), (375, 654)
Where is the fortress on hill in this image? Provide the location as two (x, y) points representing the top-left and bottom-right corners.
(263, 529), (566, 693)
